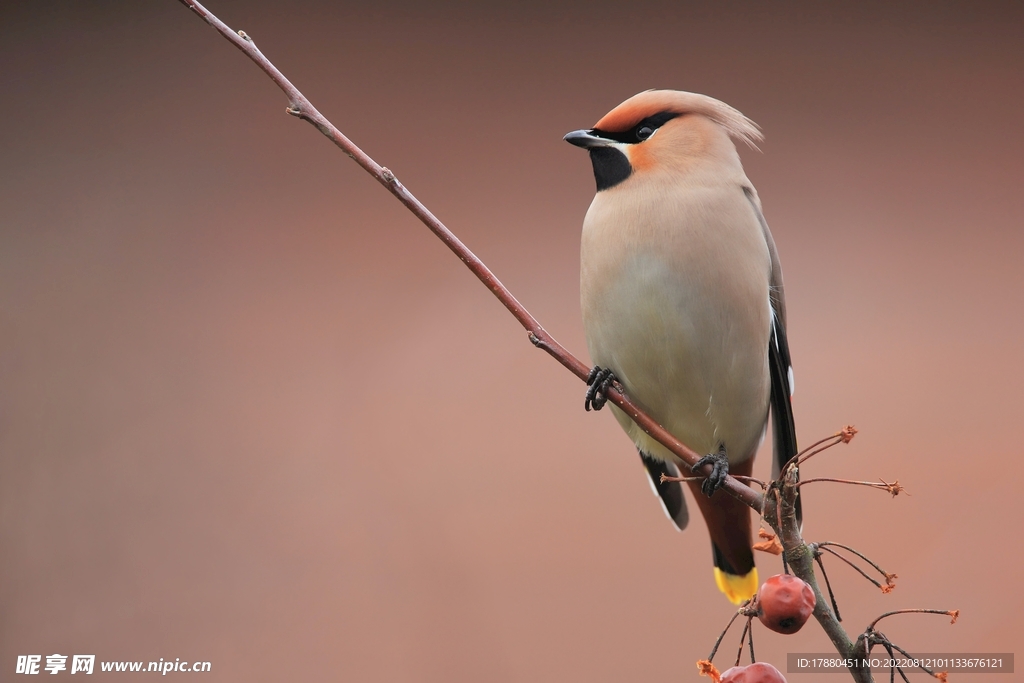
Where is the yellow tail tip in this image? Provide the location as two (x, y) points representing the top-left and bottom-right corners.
(714, 566), (759, 605)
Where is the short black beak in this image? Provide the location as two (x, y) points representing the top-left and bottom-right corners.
(563, 129), (612, 149)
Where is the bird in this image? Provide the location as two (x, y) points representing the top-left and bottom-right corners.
(564, 90), (798, 604)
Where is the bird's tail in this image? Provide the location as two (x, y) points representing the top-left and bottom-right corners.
(687, 456), (759, 604)
(712, 544), (759, 605)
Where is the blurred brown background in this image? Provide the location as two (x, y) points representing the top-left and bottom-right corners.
(2, 1), (1022, 680)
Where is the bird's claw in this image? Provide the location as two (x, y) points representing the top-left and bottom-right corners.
(692, 446), (729, 497)
(585, 366), (617, 411)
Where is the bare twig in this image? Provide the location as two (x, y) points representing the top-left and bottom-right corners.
(746, 617), (756, 667)
(175, 0), (765, 513)
(795, 433), (845, 462)
(789, 425), (857, 469)
(818, 546), (890, 591)
(817, 542), (897, 588)
(867, 609), (959, 632)
(735, 617), (753, 667)
(885, 639), (946, 680)
(879, 640), (912, 683)
(707, 608), (745, 663)
(798, 478), (908, 497)
(813, 550), (842, 622)
(858, 627), (956, 681)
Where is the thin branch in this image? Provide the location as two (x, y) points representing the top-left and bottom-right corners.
(746, 616), (756, 666)
(795, 433), (845, 461)
(786, 425), (857, 471)
(818, 542), (897, 583)
(867, 609), (959, 632)
(859, 630), (950, 680)
(885, 639), (945, 680)
(798, 478), (907, 497)
(819, 546), (888, 590)
(813, 550), (842, 622)
(880, 640), (911, 683)
(707, 607), (745, 663)
(175, 0), (765, 513)
(735, 618), (751, 667)
(794, 436), (843, 466)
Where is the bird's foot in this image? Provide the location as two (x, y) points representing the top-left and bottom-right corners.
(584, 366), (617, 411)
(692, 444), (729, 497)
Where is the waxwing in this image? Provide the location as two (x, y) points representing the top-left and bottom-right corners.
(565, 90), (798, 604)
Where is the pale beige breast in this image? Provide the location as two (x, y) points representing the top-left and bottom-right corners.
(580, 174), (772, 464)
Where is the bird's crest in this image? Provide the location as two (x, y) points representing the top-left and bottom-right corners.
(594, 90), (763, 149)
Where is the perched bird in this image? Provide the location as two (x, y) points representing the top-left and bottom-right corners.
(565, 90), (798, 604)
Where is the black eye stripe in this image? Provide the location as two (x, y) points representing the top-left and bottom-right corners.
(591, 111), (681, 144)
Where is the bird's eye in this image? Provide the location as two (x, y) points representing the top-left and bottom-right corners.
(636, 126), (654, 141)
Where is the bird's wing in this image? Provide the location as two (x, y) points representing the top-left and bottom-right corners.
(640, 451), (689, 531)
(742, 188), (799, 490)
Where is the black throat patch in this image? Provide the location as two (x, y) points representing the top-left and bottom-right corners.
(589, 147), (632, 191)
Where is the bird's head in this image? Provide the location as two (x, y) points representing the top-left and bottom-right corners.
(565, 90), (762, 192)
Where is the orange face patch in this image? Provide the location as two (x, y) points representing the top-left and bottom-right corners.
(625, 139), (655, 173)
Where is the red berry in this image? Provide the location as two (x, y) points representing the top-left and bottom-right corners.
(720, 661), (788, 683)
(756, 573), (816, 634)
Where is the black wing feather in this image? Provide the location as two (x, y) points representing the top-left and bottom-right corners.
(743, 186), (801, 526)
(640, 451), (689, 531)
